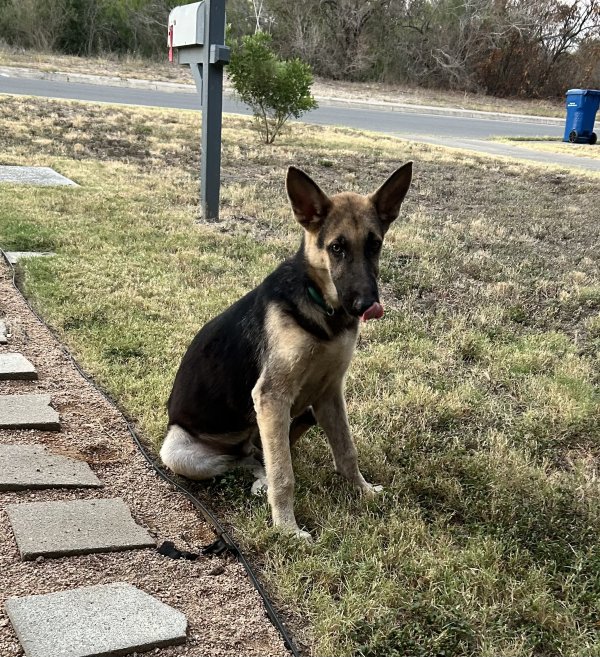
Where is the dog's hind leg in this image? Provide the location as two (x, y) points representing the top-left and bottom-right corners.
(289, 407), (317, 446)
(160, 425), (239, 480)
(243, 448), (268, 496)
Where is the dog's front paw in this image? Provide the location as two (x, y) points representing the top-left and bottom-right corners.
(292, 528), (313, 542)
(275, 522), (313, 543)
(360, 482), (384, 498)
(251, 477), (268, 496)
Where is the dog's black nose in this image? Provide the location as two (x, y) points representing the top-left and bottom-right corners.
(352, 298), (377, 316)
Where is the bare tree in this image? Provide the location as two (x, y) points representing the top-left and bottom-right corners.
(0, 0), (72, 51)
(535, 0), (600, 87)
(317, 0), (392, 78)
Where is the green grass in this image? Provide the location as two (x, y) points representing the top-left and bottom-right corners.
(1, 95), (600, 657)
(0, 210), (57, 251)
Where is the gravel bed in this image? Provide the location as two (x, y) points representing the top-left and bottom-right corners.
(0, 261), (289, 657)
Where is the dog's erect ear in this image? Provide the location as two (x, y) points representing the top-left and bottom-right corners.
(286, 166), (331, 231)
(370, 162), (413, 228)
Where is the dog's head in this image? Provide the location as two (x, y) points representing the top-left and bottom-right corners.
(286, 163), (412, 320)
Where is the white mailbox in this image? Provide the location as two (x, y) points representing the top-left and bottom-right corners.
(168, 2), (204, 48)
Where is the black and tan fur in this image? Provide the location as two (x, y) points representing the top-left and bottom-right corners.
(161, 163), (413, 539)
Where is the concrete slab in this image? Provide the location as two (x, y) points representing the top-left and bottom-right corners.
(0, 394), (60, 430)
(7, 498), (154, 560)
(0, 165), (77, 186)
(0, 353), (37, 380)
(0, 319), (7, 344)
(5, 582), (187, 657)
(0, 444), (102, 491)
(3, 251), (55, 265)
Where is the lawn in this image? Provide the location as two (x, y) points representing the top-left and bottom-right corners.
(1, 95), (599, 657)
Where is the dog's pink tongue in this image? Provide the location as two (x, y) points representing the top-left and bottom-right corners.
(361, 302), (384, 321)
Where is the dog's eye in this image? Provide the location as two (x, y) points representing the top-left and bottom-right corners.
(330, 243), (344, 257)
(370, 240), (382, 253)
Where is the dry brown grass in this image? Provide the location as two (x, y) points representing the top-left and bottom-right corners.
(0, 45), (192, 83)
(495, 137), (600, 160)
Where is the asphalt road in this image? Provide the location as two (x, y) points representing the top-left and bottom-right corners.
(0, 75), (563, 140)
(2, 73), (598, 171)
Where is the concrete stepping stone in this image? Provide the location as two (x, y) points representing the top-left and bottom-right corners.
(0, 444), (102, 491)
(0, 165), (77, 186)
(0, 353), (37, 380)
(4, 251), (56, 265)
(0, 394), (60, 430)
(7, 498), (154, 560)
(0, 320), (7, 344)
(5, 582), (187, 657)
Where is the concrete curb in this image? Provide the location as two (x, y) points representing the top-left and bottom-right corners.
(0, 65), (564, 125)
(0, 65), (194, 93)
(315, 95), (564, 125)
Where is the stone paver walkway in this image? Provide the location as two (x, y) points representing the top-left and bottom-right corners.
(3, 251), (55, 265)
(7, 498), (154, 560)
(5, 583), (187, 657)
(0, 444), (102, 490)
(0, 353), (37, 380)
(0, 394), (60, 430)
(1, 351), (186, 653)
(0, 165), (77, 186)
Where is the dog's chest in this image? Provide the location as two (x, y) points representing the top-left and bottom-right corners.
(291, 331), (357, 414)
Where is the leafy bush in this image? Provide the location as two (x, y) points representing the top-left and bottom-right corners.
(228, 31), (317, 144)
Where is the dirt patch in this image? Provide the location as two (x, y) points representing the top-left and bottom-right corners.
(0, 261), (289, 657)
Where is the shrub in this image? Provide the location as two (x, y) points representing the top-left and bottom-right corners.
(228, 31), (317, 144)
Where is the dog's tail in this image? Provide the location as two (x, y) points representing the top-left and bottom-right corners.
(160, 424), (237, 480)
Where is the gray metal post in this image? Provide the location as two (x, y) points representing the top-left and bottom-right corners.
(201, 0), (227, 222)
(171, 1), (229, 222)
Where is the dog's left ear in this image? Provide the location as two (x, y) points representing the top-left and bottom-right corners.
(370, 162), (413, 229)
(286, 166), (332, 231)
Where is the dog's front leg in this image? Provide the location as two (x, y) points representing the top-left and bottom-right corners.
(252, 378), (310, 540)
(314, 388), (382, 496)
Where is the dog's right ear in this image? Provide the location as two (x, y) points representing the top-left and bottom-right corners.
(370, 161), (413, 229)
(286, 167), (331, 231)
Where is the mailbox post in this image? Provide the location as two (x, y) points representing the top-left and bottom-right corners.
(168, 1), (230, 221)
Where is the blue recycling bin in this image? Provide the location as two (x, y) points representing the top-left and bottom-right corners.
(563, 89), (600, 144)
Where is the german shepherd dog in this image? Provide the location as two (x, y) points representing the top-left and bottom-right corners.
(161, 163), (413, 539)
